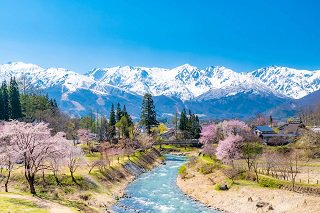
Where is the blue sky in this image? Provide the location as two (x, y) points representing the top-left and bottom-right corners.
(0, 0), (319, 73)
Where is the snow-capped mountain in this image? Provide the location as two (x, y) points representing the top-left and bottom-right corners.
(1, 61), (319, 119)
(86, 64), (320, 101)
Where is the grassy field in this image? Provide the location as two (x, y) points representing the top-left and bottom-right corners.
(0, 196), (48, 213)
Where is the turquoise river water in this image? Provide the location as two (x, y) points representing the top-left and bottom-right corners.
(112, 154), (219, 213)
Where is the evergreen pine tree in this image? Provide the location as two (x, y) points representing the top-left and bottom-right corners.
(9, 77), (22, 119)
(108, 104), (116, 139)
(179, 109), (187, 131)
(1, 81), (9, 120)
(269, 115), (273, 126)
(116, 103), (122, 122)
(122, 104), (133, 126)
(140, 93), (158, 134)
(192, 115), (201, 139)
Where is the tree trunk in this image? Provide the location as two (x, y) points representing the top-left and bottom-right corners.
(53, 172), (61, 186)
(28, 176), (36, 194)
(4, 169), (11, 192)
(70, 171), (79, 185)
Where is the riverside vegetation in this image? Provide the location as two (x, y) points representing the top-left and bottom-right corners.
(0, 84), (165, 212)
(177, 117), (320, 212)
(1, 78), (320, 212)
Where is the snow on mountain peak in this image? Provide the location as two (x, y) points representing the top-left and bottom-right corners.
(1, 62), (320, 102)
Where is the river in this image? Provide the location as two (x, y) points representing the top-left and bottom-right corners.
(112, 154), (219, 213)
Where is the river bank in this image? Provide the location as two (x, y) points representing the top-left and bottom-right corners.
(112, 154), (216, 212)
(176, 157), (320, 213)
(103, 148), (163, 211)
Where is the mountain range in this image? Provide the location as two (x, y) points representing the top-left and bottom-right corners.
(1, 62), (319, 120)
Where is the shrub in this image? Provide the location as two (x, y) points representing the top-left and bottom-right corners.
(238, 171), (256, 181)
(178, 165), (187, 178)
(199, 163), (215, 174)
(259, 176), (284, 188)
(198, 162), (221, 175)
(214, 183), (222, 191)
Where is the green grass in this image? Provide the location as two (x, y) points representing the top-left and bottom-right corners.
(0, 197), (48, 213)
(258, 176), (286, 188)
(200, 155), (215, 164)
(85, 152), (101, 162)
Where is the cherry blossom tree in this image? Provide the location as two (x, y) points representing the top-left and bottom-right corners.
(216, 134), (244, 167)
(221, 120), (250, 137)
(199, 124), (217, 145)
(77, 129), (92, 145)
(201, 144), (216, 158)
(63, 142), (83, 185)
(0, 137), (17, 192)
(0, 121), (66, 194)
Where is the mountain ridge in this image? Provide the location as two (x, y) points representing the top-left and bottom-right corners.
(1, 61), (319, 119)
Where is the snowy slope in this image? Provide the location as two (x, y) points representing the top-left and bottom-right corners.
(1, 61), (320, 118)
(250, 66), (320, 99)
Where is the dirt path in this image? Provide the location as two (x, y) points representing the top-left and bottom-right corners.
(0, 193), (75, 213)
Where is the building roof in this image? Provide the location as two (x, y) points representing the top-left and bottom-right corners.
(261, 133), (296, 137)
(279, 123), (302, 134)
(255, 126), (274, 132)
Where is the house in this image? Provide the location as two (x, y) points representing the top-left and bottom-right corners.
(253, 125), (296, 145)
(279, 120), (304, 136)
(261, 133), (296, 145)
(254, 126), (275, 137)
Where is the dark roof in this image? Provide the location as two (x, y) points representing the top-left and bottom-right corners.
(279, 123), (302, 134)
(261, 133), (296, 137)
(255, 126), (274, 132)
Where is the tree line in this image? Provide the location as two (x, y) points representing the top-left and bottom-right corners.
(0, 78), (59, 122)
(178, 108), (201, 139)
(0, 78), (22, 120)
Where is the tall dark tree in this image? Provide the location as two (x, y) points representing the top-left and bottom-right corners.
(140, 93), (158, 135)
(108, 104), (116, 139)
(1, 81), (9, 120)
(191, 115), (201, 139)
(179, 109), (187, 131)
(269, 115), (273, 126)
(122, 104), (133, 126)
(116, 103), (122, 122)
(9, 78), (22, 119)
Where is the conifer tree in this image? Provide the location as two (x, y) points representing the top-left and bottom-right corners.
(192, 115), (201, 139)
(1, 81), (9, 120)
(179, 109), (187, 131)
(108, 104), (116, 139)
(9, 78), (22, 119)
(116, 103), (122, 122)
(140, 93), (158, 135)
(122, 104), (133, 126)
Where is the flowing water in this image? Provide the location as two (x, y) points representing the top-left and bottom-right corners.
(112, 154), (219, 213)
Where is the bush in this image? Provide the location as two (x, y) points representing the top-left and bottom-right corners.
(214, 183), (222, 191)
(198, 162), (220, 175)
(178, 165), (187, 178)
(238, 171), (256, 181)
(259, 176), (284, 188)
